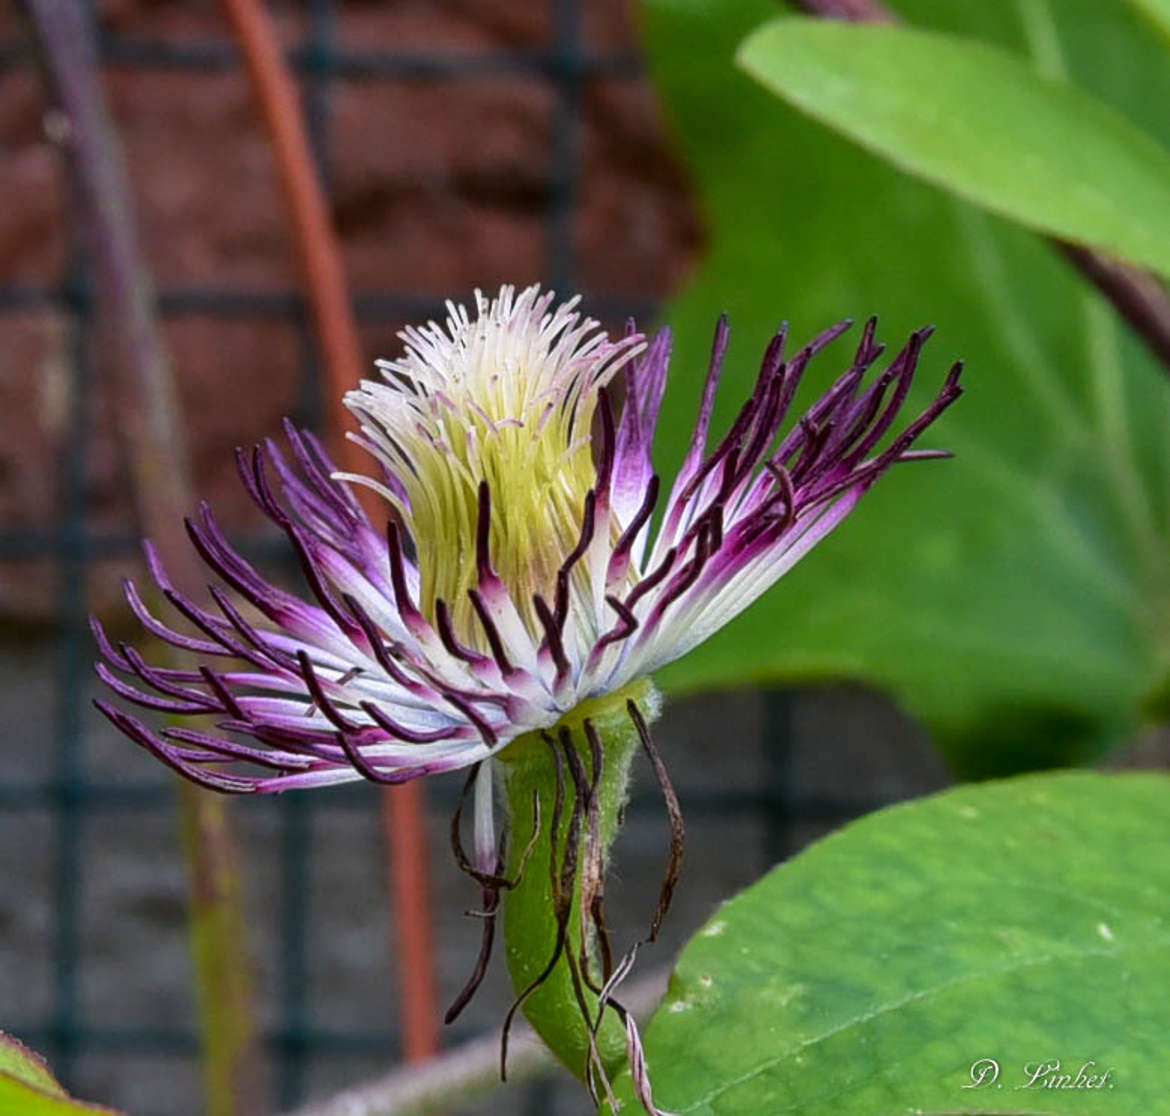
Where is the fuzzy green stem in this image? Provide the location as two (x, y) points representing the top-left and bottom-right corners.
(498, 679), (658, 1081)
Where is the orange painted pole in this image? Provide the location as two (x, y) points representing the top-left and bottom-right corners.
(221, 0), (440, 1062)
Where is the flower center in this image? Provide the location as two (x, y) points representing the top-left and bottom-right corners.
(344, 286), (643, 644)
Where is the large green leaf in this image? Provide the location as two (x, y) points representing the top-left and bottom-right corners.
(736, 18), (1170, 278)
(609, 771), (1170, 1113)
(0, 1032), (121, 1114)
(645, 0), (1170, 774)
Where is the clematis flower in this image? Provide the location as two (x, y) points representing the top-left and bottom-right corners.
(92, 284), (961, 1110)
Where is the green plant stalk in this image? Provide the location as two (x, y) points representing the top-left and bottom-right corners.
(178, 782), (263, 1116)
(498, 679), (658, 1080)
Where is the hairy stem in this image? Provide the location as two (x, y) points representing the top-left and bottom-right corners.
(498, 680), (658, 1081)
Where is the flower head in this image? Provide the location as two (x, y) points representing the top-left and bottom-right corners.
(94, 284), (960, 794)
(93, 284), (961, 1109)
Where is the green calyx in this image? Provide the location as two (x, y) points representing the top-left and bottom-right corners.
(496, 678), (660, 1082)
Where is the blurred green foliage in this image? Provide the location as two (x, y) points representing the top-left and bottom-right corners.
(645, 0), (1170, 777)
(1124, 0), (1170, 44)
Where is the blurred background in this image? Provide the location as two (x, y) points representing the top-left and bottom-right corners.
(0, 1), (956, 1113)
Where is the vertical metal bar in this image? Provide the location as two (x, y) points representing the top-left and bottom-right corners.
(522, 1073), (559, 1115)
(761, 689), (795, 867)
(275, 2), (335, 1101)
(49, 258), (91, 1093)
(50, 10), (96, 1097)
(277, 336), (317, 1108)
(546, 0), (584, 293)
(279, 777), (310, 1107)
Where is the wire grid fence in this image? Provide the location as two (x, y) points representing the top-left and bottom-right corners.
(0, 3), (945, 1112)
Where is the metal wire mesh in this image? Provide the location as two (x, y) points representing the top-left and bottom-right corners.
(0, 3), (945, 1112)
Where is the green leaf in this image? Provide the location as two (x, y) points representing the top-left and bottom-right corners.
(0, 1032), (122, 1113)
(645, 0), (1170, 773)
(0, 1075), (122, 1115)
(737, 17), (1170, 278)
(0, 1032), (66, 1096)
(609, 771), (1170, 1113)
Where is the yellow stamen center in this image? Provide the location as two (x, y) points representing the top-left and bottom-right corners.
(343, 286), (643, 645)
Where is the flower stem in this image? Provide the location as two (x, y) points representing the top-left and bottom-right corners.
(497, 680), (658, 1081)
(178, 783), (264, 1115)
